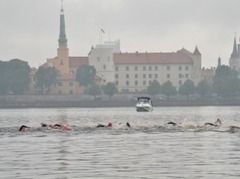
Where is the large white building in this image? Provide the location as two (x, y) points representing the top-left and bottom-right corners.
(88, 40), (202, 92)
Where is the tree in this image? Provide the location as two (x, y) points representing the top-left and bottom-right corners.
(0, 61), (9, 95)
(178, 79), (195, 99)
(213, 65), (240, 98)
(0, 59), (30, 95)
(161, 81), (177, 100)
(147, 80), (161, 100)
(102, 82), (118, 100)
(8, 59), (31, 94)
(196, 80), (210, 97)
(35, 66), (58, 94)
(76, 65), (96, 92)
(87, 83), (102, 100)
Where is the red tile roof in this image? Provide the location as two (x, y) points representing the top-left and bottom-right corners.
(69, 57), (88, 68)
(113, 52), (193, 64)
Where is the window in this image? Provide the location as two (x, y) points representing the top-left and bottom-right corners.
(103, 65), (106, 70)
(69, 82), (73, 86)
(126, 66), (129, 71)
(135, 81), (138, 86)
(185, 66), (188, 71)
(126, 74), (129, 79)
(179, 66), (182, 71)
(115, 66), (118, 71)
(149, 74), (152, 78)
(167, 74), (170, 78)
(116, 81), (119, 86)
(143, 81), (146, 85)
(97, 57), (100, 61)
(149, 66), (152, 71)
(115, 74), (118, 79)
(149, 80), (152, 85)
(69, 90), (73, 94)
(135, 66), (138, 71)
(179, 74), (182, 78)
(126, 81), (129, 86)
(135, 74), (138, 79)
(155, 74), (158, 78)
(185, 74), (189, 78)
(143, 66), (146, 71)
(167, 66), (170, 71)
(155, 66), (158, 71)
(143, 74), (146, 79)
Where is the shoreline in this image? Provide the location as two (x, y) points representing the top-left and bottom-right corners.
(0, 95), (240, 108)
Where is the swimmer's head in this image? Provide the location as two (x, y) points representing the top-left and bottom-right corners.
(108, 122), (112, 127)
(41, 123), (47, 127)
(19, 125), (30, 131)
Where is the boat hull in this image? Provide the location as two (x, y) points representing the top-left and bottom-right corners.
(136, 106), (153, 112)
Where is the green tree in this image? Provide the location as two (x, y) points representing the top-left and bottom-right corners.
(88, 83), (102, 100)
(161, 81), (177, 100)
(35, 66), (58, 94)
(196, 80), (210, 97)
(8, 59), (31, 94)
(102, 82), (118, 100)
(76, 65), (96, 92)
(147, 80), (161, 100)
(178, 79), (195, 99)
(0, 61), (9, 95)
(0, 59), (30, 95)
(213, 65), (240, 98)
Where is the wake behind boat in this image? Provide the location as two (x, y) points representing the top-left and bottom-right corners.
(136, 97), (153, 112)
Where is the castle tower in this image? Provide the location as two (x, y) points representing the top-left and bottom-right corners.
(57, 1), (69, 74)
(218, 56), (221, 67)
(229, 36), (240, 70)
(191, 46), (201, 85)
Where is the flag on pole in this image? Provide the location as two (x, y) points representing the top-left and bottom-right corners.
(101, 29), (105, 33)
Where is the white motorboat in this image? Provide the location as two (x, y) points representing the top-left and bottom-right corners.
(135, 97), (153, 112)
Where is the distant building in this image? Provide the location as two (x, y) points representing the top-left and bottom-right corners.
(29, 4), (202, 94)
(229, 36), (240, 70)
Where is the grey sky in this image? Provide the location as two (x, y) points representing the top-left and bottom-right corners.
(0, 0), (239, 68)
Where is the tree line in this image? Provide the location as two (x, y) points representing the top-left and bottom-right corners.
(0, 59), (240, 101)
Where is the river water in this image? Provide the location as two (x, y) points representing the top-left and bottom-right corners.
(1, 106), (240, 179)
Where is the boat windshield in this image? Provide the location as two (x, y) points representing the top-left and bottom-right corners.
(138, 97), (150, 103)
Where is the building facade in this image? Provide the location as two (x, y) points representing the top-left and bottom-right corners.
(33, 5), (202, 95)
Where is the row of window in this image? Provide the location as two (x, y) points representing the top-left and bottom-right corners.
(115, 74), (189, 79)
(116, 80), (184, 86)
(115, 65), (189, 71)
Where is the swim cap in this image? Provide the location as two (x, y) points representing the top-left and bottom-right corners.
(108, 122), (112, 127)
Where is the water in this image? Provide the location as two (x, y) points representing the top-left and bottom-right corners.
(1, 106), (240, 178)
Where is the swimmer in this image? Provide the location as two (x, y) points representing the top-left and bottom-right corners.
(97, 122), (112, 128)
(204, 118), (222, 127)
(167, 121), (177, 126)
(126, 122), (131, 128)
(229, 126), (240, 133)
(48, 123), (72, 131)
(19, 125), (30, 132)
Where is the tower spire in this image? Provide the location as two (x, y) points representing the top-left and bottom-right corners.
(231, 35), (238, 58)
(58, 0), (67, 47)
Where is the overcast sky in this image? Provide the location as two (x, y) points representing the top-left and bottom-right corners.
(0, 0), (239, 68)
